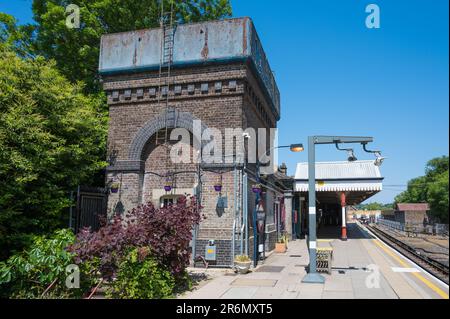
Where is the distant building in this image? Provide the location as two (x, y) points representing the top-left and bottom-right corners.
(347, 207), (381, 220)
(394, 203), (430, 224)
(381, 209), (395, 221)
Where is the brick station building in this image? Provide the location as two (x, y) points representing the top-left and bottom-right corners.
(98, 18), (292, 266)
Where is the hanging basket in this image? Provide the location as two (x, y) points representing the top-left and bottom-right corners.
(164, 173), (173, 192)
(252, 184), (263, 194)
(110, 183), (120, 194)
(214, 174), (223, 192)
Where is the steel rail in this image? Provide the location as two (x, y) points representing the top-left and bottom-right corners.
(367, 224), (449, 284)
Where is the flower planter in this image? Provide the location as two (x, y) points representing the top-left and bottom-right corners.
(164, 185), (172, 192)
(110, 183), (120, 194)
(214, 185), (222, 192)
(252, 187), (262, 194)
(275, 243), (287, 253)
(234, 261), (252, 274)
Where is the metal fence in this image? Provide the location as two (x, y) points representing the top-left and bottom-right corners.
(69, 186), (108, 233)
(377, 218), (449, 236)
(436, 224), (449, 237)
(377, 218), (405, 231)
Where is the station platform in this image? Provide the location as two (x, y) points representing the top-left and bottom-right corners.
(180, 222), (449, 299)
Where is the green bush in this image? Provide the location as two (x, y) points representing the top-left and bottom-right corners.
(107, 247), (175, 299)
(0, 229), (96, 298)
(0, 43), (108, 260)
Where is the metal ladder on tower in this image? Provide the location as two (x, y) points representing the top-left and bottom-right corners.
(157, 0), (175, 146)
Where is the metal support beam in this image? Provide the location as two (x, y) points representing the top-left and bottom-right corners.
(302, 137), (325, 284)
(312, 136), (374, 145)
(302, 135), (376, 284)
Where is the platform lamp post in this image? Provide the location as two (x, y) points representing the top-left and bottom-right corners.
(253, 143), (305, 267)
(302, 136), (375, 284)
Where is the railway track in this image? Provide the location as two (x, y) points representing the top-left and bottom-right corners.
(365, 223), (449, 285)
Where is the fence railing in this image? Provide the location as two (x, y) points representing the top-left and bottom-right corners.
(377, 218), (405, 232)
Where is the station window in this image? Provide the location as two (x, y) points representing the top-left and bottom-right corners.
(160, 195), (181, 208)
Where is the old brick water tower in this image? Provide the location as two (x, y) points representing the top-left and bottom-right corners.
(99, 17), (293, 266)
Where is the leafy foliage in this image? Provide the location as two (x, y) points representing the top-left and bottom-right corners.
(0, 13), (35, 58)
(234, 255), (251, 262)
(31, 0), (232, 93)
(69, 196), (203, 281)
(0, 0), (232, 262)
(107, 247), (175, 299)
(0, 229), (94, 299)
(0, 44), (108, 259)
(395, 156), (449, 223)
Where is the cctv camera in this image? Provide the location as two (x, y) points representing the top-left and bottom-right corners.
(243, 132), (251, 139)
(374, 157), (386, 167)
(373, 152), (386, 167)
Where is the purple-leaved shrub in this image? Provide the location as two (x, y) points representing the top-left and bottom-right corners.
(69, 196), (203, 281)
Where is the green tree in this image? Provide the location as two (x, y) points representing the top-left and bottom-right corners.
(0, 13), (35, 58)
(426, 170), (449, 223)
(31, 0), (232, 93)
(395, 156), (449, 223)
(395, 176), (428, 203)
(0, 44), (108, 259)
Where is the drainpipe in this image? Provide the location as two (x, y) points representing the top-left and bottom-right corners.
(243, 164), (249, 256)
(231, 163), (237, 265)
(253, 192), (259, 268)
(232, 219), (236, 266)
(237, 165), (243, 256)
(253, 160), (260, 268)
(192, 163), (201, 266)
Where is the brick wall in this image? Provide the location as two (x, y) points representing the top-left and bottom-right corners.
(103, 61), (283, 266)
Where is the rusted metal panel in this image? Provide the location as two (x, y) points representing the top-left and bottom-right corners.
(99, 17), (280, 118)
(99, 18), (249, 72)
(249, 21), (280, 117)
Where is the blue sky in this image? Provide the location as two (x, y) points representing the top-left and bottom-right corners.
(1, 0), (449, 203)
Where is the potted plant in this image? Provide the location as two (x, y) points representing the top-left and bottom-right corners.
(110, 182), (120, 194)
(164, 176), (173, 192)
(234, 255), (252, 274)
(275, 234), (288, 253)
(252, 183), (263, 194)
(214, 175), (223, 192)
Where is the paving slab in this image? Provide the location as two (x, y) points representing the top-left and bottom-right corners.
(180, 223), (447, 299)
(231, 278), (278, 287)
(220, 287), (258, 299)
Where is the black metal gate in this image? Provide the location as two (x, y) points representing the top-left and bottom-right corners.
(70, 186), (107, 233)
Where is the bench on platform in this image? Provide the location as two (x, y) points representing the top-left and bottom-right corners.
(317, 247), (333, 274)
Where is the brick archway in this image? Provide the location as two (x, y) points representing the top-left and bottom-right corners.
(128, 109), (208, 161)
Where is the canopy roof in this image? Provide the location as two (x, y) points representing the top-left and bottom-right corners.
(295, 161), (384, 205)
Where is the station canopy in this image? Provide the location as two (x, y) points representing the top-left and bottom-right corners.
(294, 161), (384, 205)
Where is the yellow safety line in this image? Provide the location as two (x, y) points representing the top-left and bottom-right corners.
(318, 239), (333, 243)
(373, 239), (449, 299)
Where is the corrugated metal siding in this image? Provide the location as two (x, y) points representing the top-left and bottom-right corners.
(295, 161), (382, 180)
(295, 181), (383, 192)
(99, 18), (249, 71)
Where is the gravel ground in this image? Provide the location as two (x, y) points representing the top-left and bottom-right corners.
(377, 225), (449, 265)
